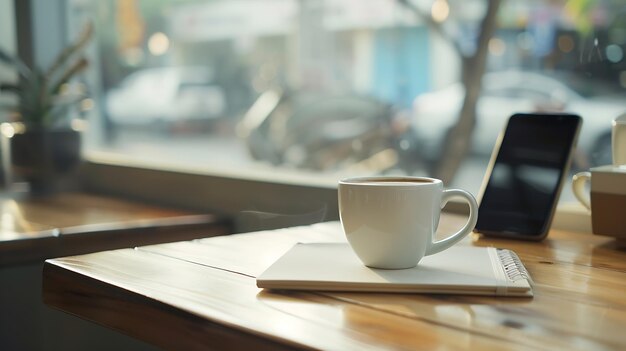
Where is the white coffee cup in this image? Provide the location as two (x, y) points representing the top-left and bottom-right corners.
(572, 166), (626, 239)
(574, 111), (626, 211)
(613, 112), (626, 166)
(338, 176), (478, 269)
(572, 171), (592, 210)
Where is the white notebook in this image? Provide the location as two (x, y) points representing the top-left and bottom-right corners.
(257, 243), (533, 297)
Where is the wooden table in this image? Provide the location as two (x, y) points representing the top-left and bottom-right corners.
(0, 192), (231, 267)
(1, 191), (232, 351)
(43, 215), (626, 351)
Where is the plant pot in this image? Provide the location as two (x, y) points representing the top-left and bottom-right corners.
(7, 127), (82, 194)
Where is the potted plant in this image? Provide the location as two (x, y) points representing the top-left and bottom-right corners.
(0, 23), (92, 194)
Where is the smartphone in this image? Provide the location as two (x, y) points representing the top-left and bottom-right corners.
(474, 113), (582, 240)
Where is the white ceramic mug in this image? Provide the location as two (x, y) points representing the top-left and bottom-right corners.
(338, 176), (478, 269)
(571, 166), (626, 238)
(613, 112), (626, 166)
(572, 171), (592, 210)
(574, 112), (626, 210)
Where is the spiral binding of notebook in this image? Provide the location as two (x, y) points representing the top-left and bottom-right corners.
(497, 249), (532, 283)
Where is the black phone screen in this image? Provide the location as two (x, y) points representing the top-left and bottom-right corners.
(475, 113), (581, 237)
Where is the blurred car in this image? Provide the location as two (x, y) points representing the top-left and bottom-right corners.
(238, 89), (422, 173)
(105, 66), (226, 128)
(412, 70), (626, 166)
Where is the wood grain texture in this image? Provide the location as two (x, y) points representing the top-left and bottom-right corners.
(43, 215), (626, 351)
(0, 192), (232, 267)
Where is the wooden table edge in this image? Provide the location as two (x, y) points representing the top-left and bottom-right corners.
(1, 215), (232, 268)
(42, 260), (316, 351)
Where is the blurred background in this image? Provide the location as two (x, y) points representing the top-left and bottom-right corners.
(3, 0), (626, 201)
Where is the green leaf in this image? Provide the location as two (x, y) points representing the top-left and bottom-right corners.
(46, 22), (93, 80)
(0, 47), (33, 79)
(0, 83), (21, 94)
(49, 58), (88, 96)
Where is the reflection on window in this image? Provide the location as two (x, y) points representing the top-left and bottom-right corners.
(70, 0), (626, 199)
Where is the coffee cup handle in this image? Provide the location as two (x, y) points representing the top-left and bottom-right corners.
(572, 172), (591, 210)
(426, 189), (478, 256)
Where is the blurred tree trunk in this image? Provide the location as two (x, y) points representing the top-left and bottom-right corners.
(398, 0), (501, 184)
(434, 0), (501, 183)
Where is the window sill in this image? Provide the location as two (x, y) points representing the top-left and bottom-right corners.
(80, 151), (342, 232)
(84, 150), (340, 189)
(81, 151), (594, 234)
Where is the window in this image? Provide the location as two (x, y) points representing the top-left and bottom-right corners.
(68, 0), (626, 203)
(0, 0), (16, 104)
